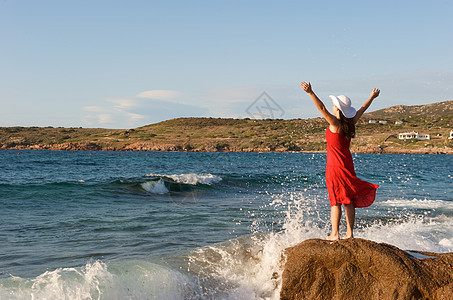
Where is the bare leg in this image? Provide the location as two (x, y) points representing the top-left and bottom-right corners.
(326, 204), (341, 241)
(344, 203), (355, 239)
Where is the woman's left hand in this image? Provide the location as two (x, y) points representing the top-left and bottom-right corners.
(371, 88), (380, 99)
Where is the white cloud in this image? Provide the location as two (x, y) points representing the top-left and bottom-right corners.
(82, 106), (104, 112)
(126, 112), (146, 120)
(81, 88), (208, 128)
(107, 98), (139, 110)
(98, 114), (114, 124)
(136, 90), (180, 100)
(82, 98), (140, 127)
(82, 114), (114, 126)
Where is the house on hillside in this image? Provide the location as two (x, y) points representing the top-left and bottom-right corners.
(416, 133), (430, 140)
(367, 119), (390, 124)
(395, 121), (403, 125)
(449, 130), (453, 140)
(398, 131), (430, 140)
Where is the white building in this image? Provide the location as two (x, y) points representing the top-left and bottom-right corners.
(417, 133), (430, 140)
(398, 131), (430, 140)
(449, 130), (453, 140)
(395, 121), (403, 125)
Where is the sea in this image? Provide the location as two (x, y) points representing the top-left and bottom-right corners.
(0, 150), (452, 299)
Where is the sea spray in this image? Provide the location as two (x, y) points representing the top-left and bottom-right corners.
(141, 179), (169, 194)
(186, 192), (326, 299)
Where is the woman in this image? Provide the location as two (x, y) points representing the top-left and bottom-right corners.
(301, 81), (380, 240)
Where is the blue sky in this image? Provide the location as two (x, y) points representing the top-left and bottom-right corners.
(1, 0), (452, 128)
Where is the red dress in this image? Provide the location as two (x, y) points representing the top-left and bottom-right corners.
(325, 127), (378, 208)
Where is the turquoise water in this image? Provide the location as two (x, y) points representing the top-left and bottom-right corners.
(0, 150), (452, 299)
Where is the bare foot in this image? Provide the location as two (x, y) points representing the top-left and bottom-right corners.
(325, 234), (340, 241)
(342, 235), (354, 240)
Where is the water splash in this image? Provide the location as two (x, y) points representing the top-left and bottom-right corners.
(186, 193), (326, 299)
(141, 179), (169, 194)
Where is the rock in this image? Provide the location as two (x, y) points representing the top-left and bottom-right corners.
(120, 129), (135, 135)
(280, 238), (453, 300)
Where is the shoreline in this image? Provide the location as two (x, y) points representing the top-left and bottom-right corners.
(2, 143), (452, 155)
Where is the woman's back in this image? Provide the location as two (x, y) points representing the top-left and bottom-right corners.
(325, 127), (355, 173)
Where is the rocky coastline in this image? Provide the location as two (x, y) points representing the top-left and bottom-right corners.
(2, 141), (452, 155)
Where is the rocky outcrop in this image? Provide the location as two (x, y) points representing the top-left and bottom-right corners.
(15, 142), (102, 151)
(3, 141), (453, 154)
(353, 145), (453, 155)
(281, 238), (453, 300)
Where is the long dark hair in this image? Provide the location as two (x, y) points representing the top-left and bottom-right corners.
(339, 111), (355, 140)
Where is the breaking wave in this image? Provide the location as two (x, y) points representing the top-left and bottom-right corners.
(146, 173), (222, 186)
(0, 260), (197, 300)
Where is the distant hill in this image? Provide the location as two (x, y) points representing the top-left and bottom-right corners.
(1, 100), (452, 154)
(364, 100), (453, 120)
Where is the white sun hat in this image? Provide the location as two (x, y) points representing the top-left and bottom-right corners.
(329, 95), (357, 119)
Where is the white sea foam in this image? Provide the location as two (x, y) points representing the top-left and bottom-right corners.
(358, 214), (453, 253)
(378, 198), (453, 210)
(406, 251), (436, 260)
(146, 173), (222, 185)
(0, 260), (196, 300)
(141, 179), (169, 194)
(439, 237), (453, 248)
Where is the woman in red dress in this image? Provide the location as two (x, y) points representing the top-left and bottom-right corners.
(301, 81), (380, 240)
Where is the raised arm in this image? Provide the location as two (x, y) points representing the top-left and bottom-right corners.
(352, 88), (380, 124)
(301, 82), (338, 126)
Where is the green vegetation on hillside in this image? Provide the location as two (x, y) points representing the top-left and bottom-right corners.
(1, 101), (452, 153)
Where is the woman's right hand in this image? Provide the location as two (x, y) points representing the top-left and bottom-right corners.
(301, 81), (313, 94)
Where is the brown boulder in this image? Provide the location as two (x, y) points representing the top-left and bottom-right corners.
(281, 238), (453, 300)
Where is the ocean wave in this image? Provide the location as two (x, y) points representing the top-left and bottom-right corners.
(146, 173), (222, 186)
(378, 198), (453, 210)
(139, 173), (222, 195)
